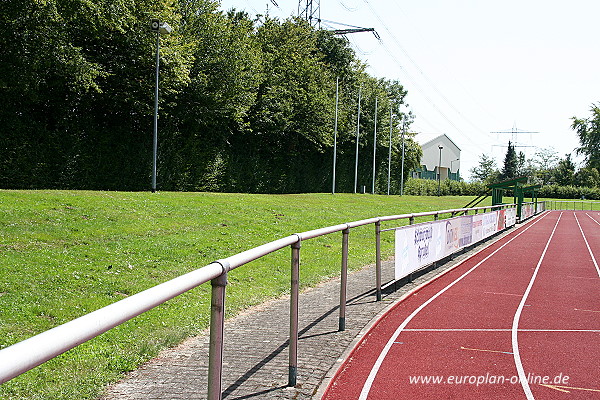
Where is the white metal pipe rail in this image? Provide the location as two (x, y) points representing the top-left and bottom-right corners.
(0, 202), (538, 400)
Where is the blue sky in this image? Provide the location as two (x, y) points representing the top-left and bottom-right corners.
(218, 0), (600, 178)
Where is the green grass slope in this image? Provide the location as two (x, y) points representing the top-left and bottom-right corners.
(0, 191), (484, 399)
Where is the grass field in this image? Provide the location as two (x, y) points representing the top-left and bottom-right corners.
(0, 190), (489, 399)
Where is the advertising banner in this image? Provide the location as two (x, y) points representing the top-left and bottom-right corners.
(394, 208), (516, 280)
(472, 214), (483, 243)
(459, 215), (473, 248)
(521, 203), (535, 220)
(497, 209), (506, 230)
(395, 222), (439, 280)
(444, 217), (461, 255)
(505, 208), (517, 227)
(481, 211), (498, 239)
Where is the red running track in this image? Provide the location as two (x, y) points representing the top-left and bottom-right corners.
(322, 211), (600, 400)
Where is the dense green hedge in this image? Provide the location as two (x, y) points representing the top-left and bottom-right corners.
(405, 178), (600, 200)
(404, 178), (488, 196)
(538, 184), (600, 200)
(1, 2), (420, 193)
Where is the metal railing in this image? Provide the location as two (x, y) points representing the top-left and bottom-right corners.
(0, 202), (538, 399)
(549, 200), (600, 211)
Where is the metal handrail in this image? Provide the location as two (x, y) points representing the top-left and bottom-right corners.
(0, 202), (537, 399)
(549, 199), (600, 211)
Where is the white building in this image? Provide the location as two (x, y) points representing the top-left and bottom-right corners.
(412, 133), (461, 181)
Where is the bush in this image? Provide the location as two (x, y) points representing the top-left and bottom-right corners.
(404, 179), (600, 200)
(538, 184), (600, 200)
(404, 178), (488, 196)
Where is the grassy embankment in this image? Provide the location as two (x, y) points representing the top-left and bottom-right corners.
(0, 191), (488, 399)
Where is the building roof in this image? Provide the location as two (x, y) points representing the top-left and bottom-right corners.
(414, 133), (461, 151)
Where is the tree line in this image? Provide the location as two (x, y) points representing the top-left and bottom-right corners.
(470, 104), (600, 192)
(0, 0), (421, 193)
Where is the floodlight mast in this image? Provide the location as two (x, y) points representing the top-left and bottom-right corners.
(150, 20), (172, 193)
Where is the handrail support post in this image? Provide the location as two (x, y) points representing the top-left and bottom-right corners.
(207, 272), (228, 400)
(339, 228), (350, 331)
(288, 239), (301, 387)
(375, 221), (382, 302)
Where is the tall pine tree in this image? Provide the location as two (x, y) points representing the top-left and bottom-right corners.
(501, 141), (518, 180)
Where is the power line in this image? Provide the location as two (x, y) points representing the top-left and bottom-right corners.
(359, 0), (501, 147)
(388, 1), (505, 130)
(375, 39), (491, 155)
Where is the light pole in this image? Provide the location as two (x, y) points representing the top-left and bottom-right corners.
(151, 19), (172, 193)
(371, 97), (378, 195)
(400, 117), (406, 196)
(437, 145), (443, 196)
(354, 86), (361, 194)
(332, 77), (339, 195)
(387, 105), (393, 195)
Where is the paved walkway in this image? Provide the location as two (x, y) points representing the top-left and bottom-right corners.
(101, 234), (508, 400)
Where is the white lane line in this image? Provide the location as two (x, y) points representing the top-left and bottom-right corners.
(357, 212), (551, 400)
(460, 346), (513, 355)
(574, 308), (600, 313)
(484, 291), (522, 296)
(586, 212), (600, 226)
(575, 213), (600, 278)
(511, 212), (562, 400)
(567, 276), (599, 280)
(403, 328), (600, 332)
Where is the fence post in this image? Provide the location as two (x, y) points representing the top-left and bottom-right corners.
(207, 271), (228, 400)
(375, 220), (382, 302)
(408, 216), (415, 282)
(288, 239), (301, 387)
(339, 228), (350, 331)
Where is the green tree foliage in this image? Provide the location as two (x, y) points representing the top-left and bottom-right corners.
(532, 147), (559, 185)
(574, 167), (600, 188)
(501, 141), (518, 180)
(553, 154), (576, 186)
(572, 104), (600, 169)
(0, 0), (194, 190)
(0, 3), (420, 193)
(469, 154), (500, 184)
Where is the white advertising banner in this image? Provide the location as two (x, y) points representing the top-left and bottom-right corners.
(472, 214), (484, 243)
(394, 208), (516, 280)
(444, 217), (461, 255)
(521, 203), (535, 220)
(481, 211), (498, 239)
(505, 208), (517, 227)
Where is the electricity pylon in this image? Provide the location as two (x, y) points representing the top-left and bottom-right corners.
(298, 0), (321, 27)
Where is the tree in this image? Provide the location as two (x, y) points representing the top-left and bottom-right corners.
(517, 151), (529, 176)
(163, 5), (262, 191)
(574, 167), (600, 188)
(0, 2), (418, 193)
(533, 147), (559, 185)
(572, 104), (600, 169)
(0, 0), (194, 190)
(501, 141), (518, 180)
(553, 154), (576, 186)
(470, 154), (499, 183)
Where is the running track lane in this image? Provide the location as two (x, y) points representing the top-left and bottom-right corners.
(321, 211), (600, 399)
(519, 211), (600, 399)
